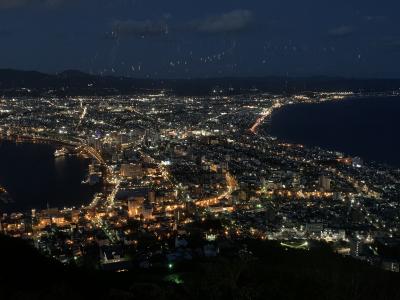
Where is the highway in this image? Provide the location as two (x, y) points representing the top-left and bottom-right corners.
(249, 102), (282, 134)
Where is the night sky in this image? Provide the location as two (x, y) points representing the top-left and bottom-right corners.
(1, 0), (400, 78)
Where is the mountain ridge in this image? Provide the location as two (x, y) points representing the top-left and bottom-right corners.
(1, 69), (400, 96)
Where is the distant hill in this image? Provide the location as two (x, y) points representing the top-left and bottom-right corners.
(0, 234), (399, 300)
(0, 69), (161, 96)
(1, 69), (400, 96)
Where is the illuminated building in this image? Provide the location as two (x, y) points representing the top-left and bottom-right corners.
(319, 175), (331, 192)
(148, 190), (156, 203)
(128, 196), (145, 217)
(121, 163), (143, 178)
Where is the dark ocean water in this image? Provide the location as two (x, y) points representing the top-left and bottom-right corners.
(0, 140), (99, 213)
(267, 96), (400, 168)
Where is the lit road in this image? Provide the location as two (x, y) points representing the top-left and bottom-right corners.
(93, 217), (120, 243)
(249, 102), (282, 134)
(195, 172), (238, 207)
(107, 178), (121, 206)
(76, 105), (88, 129)
(79, 145), (106, 165)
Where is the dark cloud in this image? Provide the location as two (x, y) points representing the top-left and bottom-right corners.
(364, 15), (387, 22)
(0, 28), (12, 36)
(0, 0), (64, 9)
(1, 0), (400, 78)
(195, 9), (253, 34)
(111, 19), (169, 38)
(380, 37), (400, 52)
(329, 26), (356, 37)
(110, 9), (254, 39)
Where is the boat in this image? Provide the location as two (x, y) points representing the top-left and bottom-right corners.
(54, 147), (70, 158)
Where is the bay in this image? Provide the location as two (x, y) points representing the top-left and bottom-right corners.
(267, 96), (400, 167)
(0, 140), (99, 213)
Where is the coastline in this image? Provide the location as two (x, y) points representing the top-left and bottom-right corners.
(0, 139), (103, 214)
(264, 95), (400, 168)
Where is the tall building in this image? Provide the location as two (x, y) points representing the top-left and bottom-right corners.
(141, 201), (154, 220)
(148, 190), (156, 203)
(128, 196), (145, 218)
(350, 239), (363, 257)
(319, 175), (331, 192)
